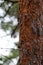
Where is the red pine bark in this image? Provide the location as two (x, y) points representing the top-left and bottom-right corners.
(18, 0), (43, 65)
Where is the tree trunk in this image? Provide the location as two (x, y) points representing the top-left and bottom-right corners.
(18, 0), (43, 65)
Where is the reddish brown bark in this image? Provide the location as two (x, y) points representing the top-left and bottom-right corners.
(18, 0), (43, 65)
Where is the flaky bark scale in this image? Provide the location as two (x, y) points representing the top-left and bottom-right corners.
(18, 0), (43, 65)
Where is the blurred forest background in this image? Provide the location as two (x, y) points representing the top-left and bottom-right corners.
(0, 0), (19, 65)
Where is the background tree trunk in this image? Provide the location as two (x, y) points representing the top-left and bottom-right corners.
(18, 0), (43, 65)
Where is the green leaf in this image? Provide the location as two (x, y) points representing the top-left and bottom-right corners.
(10, 49), (19, 58)
(8, 3), (18, 17)
(1, 21), (13, 31)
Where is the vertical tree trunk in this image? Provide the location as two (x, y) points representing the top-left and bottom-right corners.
(18, 0), (43, 65)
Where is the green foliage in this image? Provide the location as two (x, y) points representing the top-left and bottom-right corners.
(0, 58), (2, 60)
(10, 49), (19, 58)
(0, 0), (18, 30)
(5, 0), (18, 2)
(8, 3), (18, 17)
(1, 21), (13, 31)
(0, 0), (19, 65)
(2, 49), (19, 63)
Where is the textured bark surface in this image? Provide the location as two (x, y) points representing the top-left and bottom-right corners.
(18, 0), (43, 65)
